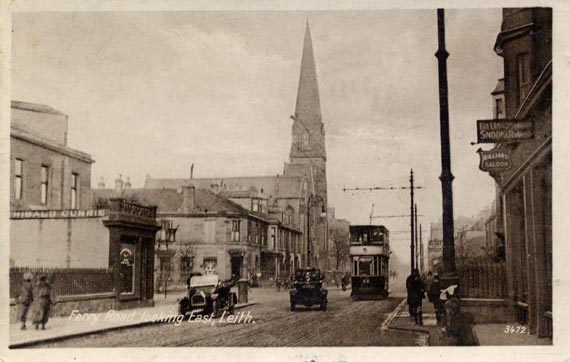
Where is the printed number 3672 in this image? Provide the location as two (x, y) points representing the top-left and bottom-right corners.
(504, 325), (527, 334)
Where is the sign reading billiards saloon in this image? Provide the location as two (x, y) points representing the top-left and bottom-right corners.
(477, 148), (512, 173)
(476, 119), (533, 143)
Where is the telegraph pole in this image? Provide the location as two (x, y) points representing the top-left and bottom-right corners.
(410, 170), (415, 273)
(436, 9), (457, 275)
(419, 223), (424, 273)
(414, 204), (419, 270)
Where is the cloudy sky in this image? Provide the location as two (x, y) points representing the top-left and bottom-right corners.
(12, 9), (503, 260)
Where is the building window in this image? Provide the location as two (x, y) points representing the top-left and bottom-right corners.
(40, 165), (49, 205)
(302, 130), (309, 147)
(14, 159), (23, 200)
(270, 227), (276, 249)
(203, 257), (217, 275)
(248, 221), (252, 243)
(495, 98), (504, 119)
(252, 199), (260, 212)
(517, 54), (531, 104)
(231, 220), (240, 242)
(71, 173), (79, 209)
(180, 256), (194, 280)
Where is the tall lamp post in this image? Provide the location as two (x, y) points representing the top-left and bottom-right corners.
(306, 194), (326, 268)
(435, 9), (457, 280)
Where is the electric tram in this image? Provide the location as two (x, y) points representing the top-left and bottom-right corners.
(349, 225), (390, 300)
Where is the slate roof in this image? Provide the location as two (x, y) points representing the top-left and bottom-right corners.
(11, 100), (65, 115)
(144, 174), (306, 201)
(92, 188), (248, 215)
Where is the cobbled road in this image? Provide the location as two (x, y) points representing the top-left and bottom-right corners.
(38, 289), (413, 347)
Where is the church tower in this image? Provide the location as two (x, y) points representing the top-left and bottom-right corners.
(286, 21), (328, 269)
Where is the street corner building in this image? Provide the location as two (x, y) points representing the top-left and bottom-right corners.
(9, 101), (160, 322)
(477, 8), (552, 339)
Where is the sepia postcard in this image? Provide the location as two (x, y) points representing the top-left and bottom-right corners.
(0, 1), (568, 362)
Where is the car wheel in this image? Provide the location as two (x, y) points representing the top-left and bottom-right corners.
(290, 302), (295, 311)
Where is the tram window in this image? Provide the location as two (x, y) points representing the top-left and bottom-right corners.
(358, 260), (371, 276)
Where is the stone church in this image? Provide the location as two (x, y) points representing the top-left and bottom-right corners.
(138, 22), (331, 282)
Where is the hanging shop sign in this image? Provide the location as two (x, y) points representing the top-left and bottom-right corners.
(477, 148), (512, 173)
(476, 119), (533, 143)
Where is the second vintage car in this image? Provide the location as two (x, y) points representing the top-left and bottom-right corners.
(289, 268), (328, 311)
(178, 274), (237, 318)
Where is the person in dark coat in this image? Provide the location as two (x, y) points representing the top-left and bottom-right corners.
(17, 272), (34, 330)
(408, 269), (426, 325)
(405, 271), (415, 319)
(31, 274), (53, 330)
(427, 274), (445, 325)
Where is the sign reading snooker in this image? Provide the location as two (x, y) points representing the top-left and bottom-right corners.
(476, 119), (533, 143)
(477, 148), (512, 173)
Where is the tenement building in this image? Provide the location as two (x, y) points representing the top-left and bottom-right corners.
(484, 8), (552, 338)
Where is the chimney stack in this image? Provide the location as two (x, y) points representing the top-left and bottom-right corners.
(124, 176), (132, 190)
(115, 174), (123, 192)
(180, 185), (196, 213)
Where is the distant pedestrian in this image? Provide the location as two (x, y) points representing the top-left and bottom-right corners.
(275, 275), (281, 291)
(408, 269), (426, 325)
(427, 274), (445, 325)
(16, 272), (34, 330)
(31, 274), (53, 330)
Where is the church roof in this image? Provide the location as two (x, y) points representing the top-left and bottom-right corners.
(143, 175), (306, 201)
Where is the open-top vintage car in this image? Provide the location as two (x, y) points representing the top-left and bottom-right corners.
(178, 274), (237, 318)
(289, 268), (328, 311)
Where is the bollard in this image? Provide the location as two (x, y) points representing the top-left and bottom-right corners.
(238, 279), (248, 304)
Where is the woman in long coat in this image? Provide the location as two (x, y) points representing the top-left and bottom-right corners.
(31, 275), (53, 330)
(16, 272), (34, 330)
(408, 271), (426, 325)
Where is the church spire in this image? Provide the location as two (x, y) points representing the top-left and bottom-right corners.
(294, 21), (322, 122)
(290, 21), (326, 160)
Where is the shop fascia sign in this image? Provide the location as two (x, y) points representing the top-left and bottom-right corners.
(11, 209), (106, 219)
(477, 148), (512, 173)
(476, 119), (533, 143)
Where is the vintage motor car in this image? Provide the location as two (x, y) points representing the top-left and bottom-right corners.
(178, 274), (237, 318)
(289, 268), (328, 311)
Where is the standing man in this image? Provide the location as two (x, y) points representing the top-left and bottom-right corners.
(428, 274), (445, 325)
(409, 269), (426, 325)
(16, 272), (34, 330)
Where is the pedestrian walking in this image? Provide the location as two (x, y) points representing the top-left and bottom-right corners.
(275, 275), (281, 291)
(427, 274), (445, 325)
(408, 269), (426, 325)
(16, 272), (34, 330)
(31, 274), (53, 330)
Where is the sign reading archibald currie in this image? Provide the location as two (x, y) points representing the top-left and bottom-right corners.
(476, 119), (533, 143)
(477, 148), (512, 173)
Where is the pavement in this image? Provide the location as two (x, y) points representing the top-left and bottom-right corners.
(9, 288), (257, 348)
(384, 295), (450, 346)
(384, 294), (552, 346)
